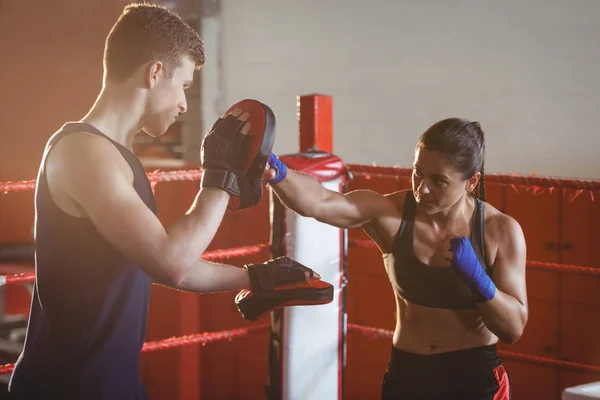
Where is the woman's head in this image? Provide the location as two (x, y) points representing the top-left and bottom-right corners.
(412, 118), (486, 212)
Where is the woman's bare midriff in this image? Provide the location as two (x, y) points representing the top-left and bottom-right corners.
(391, 294), (498, 354)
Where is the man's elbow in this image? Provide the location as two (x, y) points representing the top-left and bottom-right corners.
(145, 255), (191, 289)
(166, 268), (187, 288)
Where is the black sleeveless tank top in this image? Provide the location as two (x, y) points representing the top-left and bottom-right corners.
(9, 122), (156, 399)
(383, 191), (491, 310)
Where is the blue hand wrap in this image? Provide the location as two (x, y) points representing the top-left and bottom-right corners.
(267, 153), (287, 184)
(450, 237), (496, 302)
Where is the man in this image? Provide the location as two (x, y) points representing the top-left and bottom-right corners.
(8, 4), (317, 399)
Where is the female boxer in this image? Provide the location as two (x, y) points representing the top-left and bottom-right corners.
(265, 118), (527, 399)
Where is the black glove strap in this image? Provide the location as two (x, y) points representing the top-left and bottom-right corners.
(245, 264), (275, 291)
(244, 257), (312, 292)
(201, 170), (240, 197)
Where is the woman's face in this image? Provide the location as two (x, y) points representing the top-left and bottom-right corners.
(411, 147), (478, 214)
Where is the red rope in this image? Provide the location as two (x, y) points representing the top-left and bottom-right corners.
(202, 243), (269, 260)
(0, 323), (270, 375)
(1, 273), (35, 285)
(0, 243), (270, 286)
(347, 323), (600, 375)
(0, 364), (13, 374)
(0, 180), (36, 193)
(526, 260), (600, 277)
(0, 170), (205, 194)
(348, 239), (600, 277)
(3, 166), (600, 194)
(4, 240), (599, 285)
(347, 164), (600, 191)
(147, 170), (203, 183)
(142, 323), (269, 352)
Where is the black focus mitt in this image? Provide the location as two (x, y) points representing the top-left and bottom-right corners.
(200, 99), (276, 210)
(235, 256), (334, 321)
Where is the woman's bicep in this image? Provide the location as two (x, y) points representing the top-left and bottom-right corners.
(316, 189), (396, 229)
(491, 215), (528, 306)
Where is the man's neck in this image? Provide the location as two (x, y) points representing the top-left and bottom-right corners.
(81, 82), (146, 150)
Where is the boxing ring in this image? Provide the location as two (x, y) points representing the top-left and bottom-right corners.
(1, 94), (600, 399)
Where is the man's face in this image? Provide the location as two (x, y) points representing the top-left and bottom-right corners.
(143, 56), (195, 137)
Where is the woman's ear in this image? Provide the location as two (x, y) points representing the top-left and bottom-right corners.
(466, 172), (481, 193)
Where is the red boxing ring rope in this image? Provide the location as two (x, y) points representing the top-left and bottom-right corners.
(0, 324), (270, 375)
(347, 323), (600, 375)
(0, 170), (205, 194)
(0, 243), (270, 286)
(348, 238), (600, 277)
(3, 165), (600, 194)
(346, 164), (600, 192)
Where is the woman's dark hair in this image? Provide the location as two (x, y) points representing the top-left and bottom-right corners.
(415, 118), (486, 201)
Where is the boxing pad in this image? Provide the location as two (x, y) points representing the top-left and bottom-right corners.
(200, 99), (276, 210)
(234, 257), (334, 321)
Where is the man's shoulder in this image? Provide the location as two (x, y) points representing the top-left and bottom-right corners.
(48, 129), (119, 162)
(45, 129), (131, 186)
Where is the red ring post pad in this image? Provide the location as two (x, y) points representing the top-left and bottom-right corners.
(224, 99), (276, 210)
(279, 151), (348, 183)
(235, 280), (334, 321)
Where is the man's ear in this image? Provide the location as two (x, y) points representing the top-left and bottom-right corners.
(145, 61), (164, 88)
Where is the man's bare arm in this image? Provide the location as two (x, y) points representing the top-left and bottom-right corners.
(50, 132), (250, 290)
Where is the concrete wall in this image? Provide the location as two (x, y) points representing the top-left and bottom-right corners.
(201, 0), (600, 179)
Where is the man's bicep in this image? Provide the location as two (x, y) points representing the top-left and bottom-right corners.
(492, 216), (528, 305)
(61, 138), (170, 280)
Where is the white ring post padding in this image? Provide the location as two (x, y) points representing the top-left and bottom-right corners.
(270, 153), (347, 400)
(281, 176), (345, 400)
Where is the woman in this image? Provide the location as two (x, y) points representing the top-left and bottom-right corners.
(264, 118), (528, 399)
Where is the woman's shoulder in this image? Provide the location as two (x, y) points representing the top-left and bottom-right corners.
(481, 199), (525, 245)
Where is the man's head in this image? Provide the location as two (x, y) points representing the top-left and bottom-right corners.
(104, 3), (205, 136)
(104, 3), (204, 83)
(412, 118), (486, 213)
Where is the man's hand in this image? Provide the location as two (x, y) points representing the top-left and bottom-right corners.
(244, 256), (321, 291)
(200, 109), (252, 196)
(235, 256), (332, 321)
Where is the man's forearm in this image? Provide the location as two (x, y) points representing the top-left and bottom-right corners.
(172, 258), (251, 293)
(162, 187), (230, 271)
(270, 169), (326, 218)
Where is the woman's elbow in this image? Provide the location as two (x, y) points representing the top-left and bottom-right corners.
(502, 310), (528, 344)
(500, 329), (523, 345)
